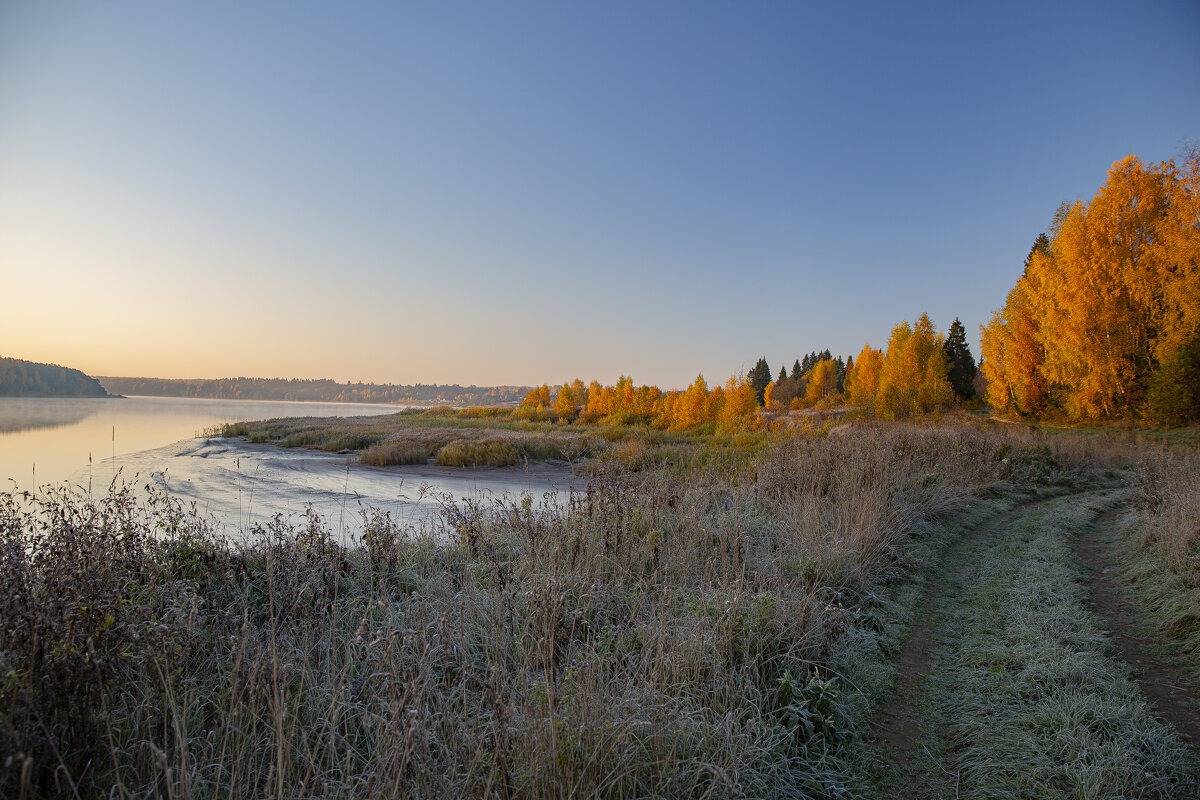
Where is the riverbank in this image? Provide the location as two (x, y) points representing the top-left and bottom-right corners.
(4, 418), (1199, 798)
(88, 436), (577, 539)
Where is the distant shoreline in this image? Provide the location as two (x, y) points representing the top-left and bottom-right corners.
(96, 376), (531, 407)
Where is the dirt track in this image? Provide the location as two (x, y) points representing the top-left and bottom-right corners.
(868, 490), (1200, 798)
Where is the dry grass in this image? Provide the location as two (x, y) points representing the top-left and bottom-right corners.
(0, 421), (1133, 798)
(1135, 447), (1200, 569)
(359, 439), (431, 466)
(434, 439), (519, 467)
(1123, 446), (1200, 678)
(214, 413), (606, 468)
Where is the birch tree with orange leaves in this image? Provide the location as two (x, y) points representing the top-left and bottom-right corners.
(875, 313), (952, 419)
(845, 345), (884, 408)
(722, 375), (757, 421)
(804, 358), (839, 405)
(982, 153), (1200, 422)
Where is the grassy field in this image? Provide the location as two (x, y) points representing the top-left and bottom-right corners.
(2, 415), (1198, 798)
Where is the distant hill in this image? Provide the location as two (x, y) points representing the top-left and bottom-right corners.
(0, 357), (109, 397)
(95, 376), (531, 407)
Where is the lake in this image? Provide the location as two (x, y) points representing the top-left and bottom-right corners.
(0, 396), (573, 539)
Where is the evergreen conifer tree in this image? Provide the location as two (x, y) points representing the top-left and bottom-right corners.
(791, 360), (802, 380)
(1024, 233), (1050, 275)
(747, 357), (772, 406)
(943, 317), (978, 400)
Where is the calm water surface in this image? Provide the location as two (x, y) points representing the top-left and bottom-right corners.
(0, 396), (571, 538)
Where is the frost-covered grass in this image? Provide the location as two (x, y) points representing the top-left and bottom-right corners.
(1114, 447), (1200, 688)
(0, 419), (1167, 799)
(918, 493), (1199, 799)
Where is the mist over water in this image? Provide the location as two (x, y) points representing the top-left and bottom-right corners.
(0, 396), (402, 487)
(0, 398), (99, 435)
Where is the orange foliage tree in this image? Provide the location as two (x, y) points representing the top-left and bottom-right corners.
(875, 313), (953, 419)
(721, 375), (757, 421)
(553, 382), (577, 419)
(982, 154), (1200, 422)
(519, 384), (553, 411)
(522, 372), (760, 431)
(804, 358), (839, 405)
(845, 345), (884, 408)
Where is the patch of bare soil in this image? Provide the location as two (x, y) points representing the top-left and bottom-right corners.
(1077, 511), (1200, 748)
(873, 590), (938, 760)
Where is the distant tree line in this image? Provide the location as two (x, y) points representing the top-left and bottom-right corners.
(0, 357), (108, 397)
(518, 374), (757, 431)
(520, 326), (981, 431)
(96, 376), (531, 406)
(743, 315), (981, 420)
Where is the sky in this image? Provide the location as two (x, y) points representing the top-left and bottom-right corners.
(1, 1), (1197, 389)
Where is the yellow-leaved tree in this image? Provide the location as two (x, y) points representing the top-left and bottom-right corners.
(674, 374), (710, 429)
(721, 375), (757, 423)
(586, 380), (603, 414)
(1038, 159), (1172, 417)
(804, 358), (839, 405)
(876, 313), (952, 419)
(980, 274), (1047, 415)
(553, 383), (576, 419)
(982, 153), (1200, 422)
(846, 345), (883, 409)
(1146, 147), (1200, 423)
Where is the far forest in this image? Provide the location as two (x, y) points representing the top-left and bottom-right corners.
(0, 357), (109, 398)
(96, 377), (531, 407)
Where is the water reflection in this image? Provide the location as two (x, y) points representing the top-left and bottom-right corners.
(0, 396), (576, 541)
(0, 397), (100, 434)
(0, 395), (404, 487)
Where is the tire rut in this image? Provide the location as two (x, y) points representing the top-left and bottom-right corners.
(1076, 509), (1200, 748)
(867, 489), (1086, 796)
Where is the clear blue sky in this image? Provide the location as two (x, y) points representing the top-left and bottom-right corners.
(2, 1), (1197, 388)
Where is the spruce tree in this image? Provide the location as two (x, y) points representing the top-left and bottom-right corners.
(791, 360), (802, 380)
(747, 357), (772, 406)
(778, 366), (787, 383)
(1024, 233), (1050, 274)
(943, 318), (977, 400)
